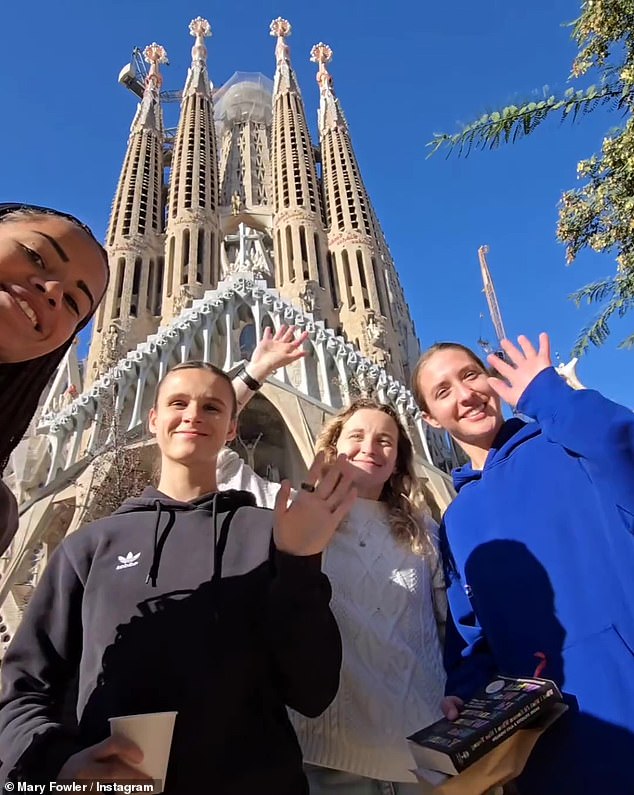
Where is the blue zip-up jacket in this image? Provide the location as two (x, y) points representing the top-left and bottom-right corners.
(442, 367), (634, 795)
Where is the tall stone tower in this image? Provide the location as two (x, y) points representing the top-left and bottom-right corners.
(269, 19), (337, 330)
(312, 43), (418, 380)
(162, 17), (221, 319)
(0, 16), (460, 655)
(87, 43), (168, 378)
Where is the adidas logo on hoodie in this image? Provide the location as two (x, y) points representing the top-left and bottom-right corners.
(116, 552), (141, 570)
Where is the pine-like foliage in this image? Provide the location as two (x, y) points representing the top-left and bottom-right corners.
(429, 0), (634, 353)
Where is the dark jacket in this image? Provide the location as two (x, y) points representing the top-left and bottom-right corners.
(0, 479), (18, 555)
(0, 487), (342, 794)
(442, 367), (634, 795)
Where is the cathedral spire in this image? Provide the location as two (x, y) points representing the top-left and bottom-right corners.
(311, 42), (342, 134)
(87, 43), (167, 380)
(162, 17), (221, 320)
(269, 19), (337, 327)
(132, 42), (167, 132)
(270, 17), (298, 95)
(184, 16), (213, 98)
(312, 43), (417, 377)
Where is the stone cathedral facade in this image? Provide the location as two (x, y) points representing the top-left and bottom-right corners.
(0, 18), (459, 653)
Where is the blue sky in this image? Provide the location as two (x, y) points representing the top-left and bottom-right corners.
(1, 0), (631, 407)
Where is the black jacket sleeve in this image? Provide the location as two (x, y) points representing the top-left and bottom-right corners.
(0, 543), (85, 783)
(266, 550), (342, 718)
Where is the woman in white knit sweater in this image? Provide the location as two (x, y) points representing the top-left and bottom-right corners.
(218, 395), (446, 795)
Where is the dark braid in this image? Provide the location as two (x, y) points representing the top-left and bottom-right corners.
(0, 204), (109, 473)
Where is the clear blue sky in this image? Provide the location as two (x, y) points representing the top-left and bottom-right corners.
(1, 0), (631, 407)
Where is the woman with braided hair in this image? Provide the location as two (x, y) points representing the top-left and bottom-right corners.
(0, 202), (109, 551)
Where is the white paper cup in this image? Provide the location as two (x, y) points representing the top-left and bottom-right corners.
(109, 710), (178, 793)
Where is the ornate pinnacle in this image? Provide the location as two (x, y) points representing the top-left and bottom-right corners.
(190, 17), (212, 38)
(189, 17), (211, 64)
(144, 43), (168, 65)
(143, 43), (168, 90)
(270, 17), (291, 39)
(270, 18), (292, 65)
(310, 43), (333, 93)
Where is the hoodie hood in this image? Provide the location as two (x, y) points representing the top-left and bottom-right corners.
(452, 418), (539, 493)
(113, 487), (257, 587)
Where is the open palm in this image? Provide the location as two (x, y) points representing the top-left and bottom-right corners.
(274, 452), (357, 556)
(487, 333), (552, 407)
(250, 325), (309, 380)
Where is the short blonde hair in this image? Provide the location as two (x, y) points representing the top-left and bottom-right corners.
(315, 398), (435, 557)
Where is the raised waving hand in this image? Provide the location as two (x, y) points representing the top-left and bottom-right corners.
(487, 333), (552, 408)
(248, 325), (309, 383)
(274, 452), (357, 556)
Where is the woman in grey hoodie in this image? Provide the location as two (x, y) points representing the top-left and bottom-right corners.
(0, 202), (109, 552)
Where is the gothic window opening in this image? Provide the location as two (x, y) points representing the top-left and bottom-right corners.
(356, 250), (370, 309)
(197, 231), (205, 284)
(209, 232), (216, 285)
(314, 233), (324, 286)
(342, 250), (354, 308)
(327, 251), (339, 308)
(277, 229), (283, 286)
(112, 257), (126, 319)
(299, 226), (309, 279)
(130, 256), (142, 318)
(147, 259), (155, 313)
(239, 322), (257, 360)
(181, 229), (190, 284)
(372, 256), (390, 322)
(286, 225), (295, 282)
(167, 236), (175, 297)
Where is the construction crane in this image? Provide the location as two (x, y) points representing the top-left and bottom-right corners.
(476, 245), (586, 388)
(477, 244), (507, 357)
(118, 47), (182, 103)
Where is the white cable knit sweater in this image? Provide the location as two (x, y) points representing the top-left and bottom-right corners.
(217, 449), (447, 782)
(291, 498), (446, 782)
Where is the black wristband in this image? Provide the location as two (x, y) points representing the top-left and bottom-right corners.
(238, 366), (262, 391)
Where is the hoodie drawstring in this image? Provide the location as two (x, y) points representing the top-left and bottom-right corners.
(146, 500), (165, 587)
(144, 493), (241, 592)
(210, 501), (241, 620)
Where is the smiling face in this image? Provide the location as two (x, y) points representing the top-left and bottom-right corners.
(0, 214), (108, 363)
(149, 368), (237, 470)
(335, 408), (400, 500)
(416, 347), (504, 450)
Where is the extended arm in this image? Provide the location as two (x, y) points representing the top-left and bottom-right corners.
(0, 545), (150, 785)
(231, 325), (308, 414)
(266, 454), (356, 716)
(266, 550), (343, 717)
(489, 334), (634, 513)
(0, 480), (18, 556)
(0, 545), (84, 783)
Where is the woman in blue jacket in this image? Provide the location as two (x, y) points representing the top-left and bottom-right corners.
(412, 332), (634, 795)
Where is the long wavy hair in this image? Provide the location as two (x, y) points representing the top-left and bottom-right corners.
(315, 398), (436, 558)
(0, 204), (109, 473)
